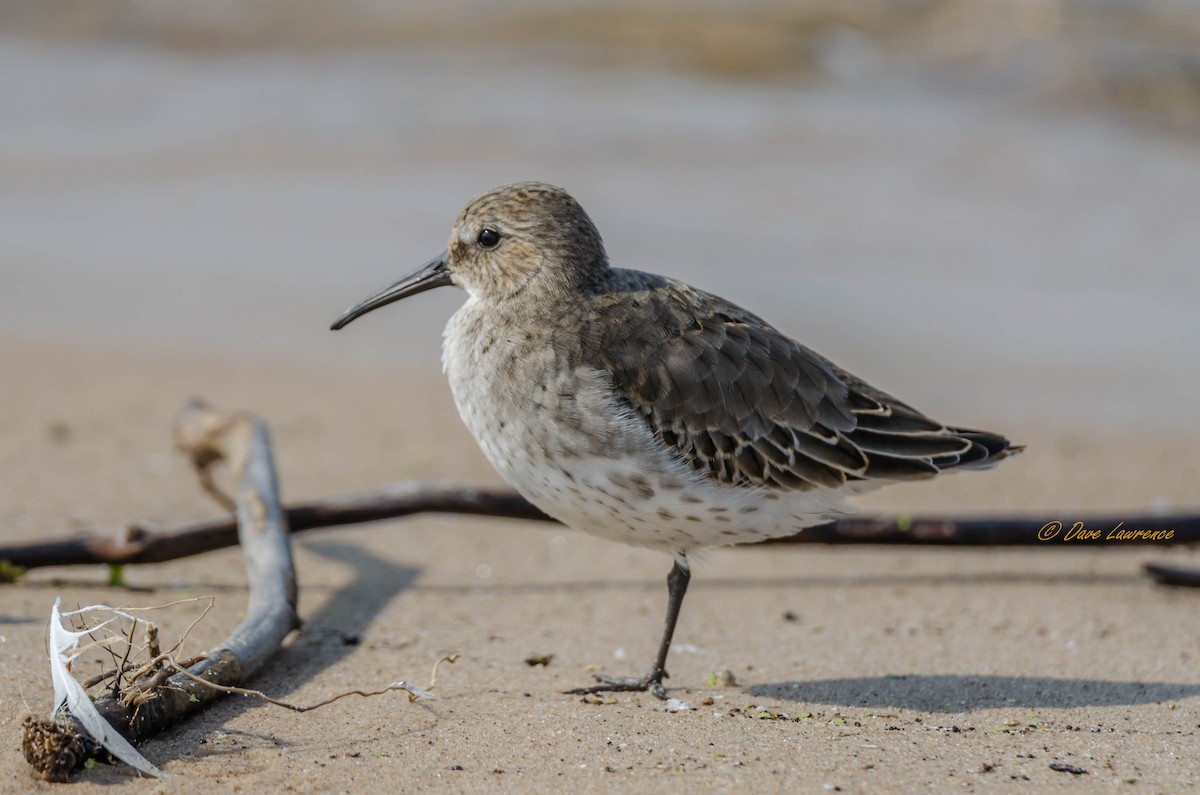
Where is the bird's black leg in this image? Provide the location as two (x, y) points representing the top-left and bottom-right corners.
(565, 556), (691, 700)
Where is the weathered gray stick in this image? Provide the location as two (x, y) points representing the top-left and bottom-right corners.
(22, 401), (301, 782)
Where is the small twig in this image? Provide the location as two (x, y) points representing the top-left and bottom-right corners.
(82, 655), (206, 691)
(171, 669), (423, 711)
(145, 625), (161, 673)
(76, 611), (123, 675)
(123, 661), (176, 708)
(112, 617), (137, 699)
(173, 401), (253, 513)
(71, 598), (212, 692)
(191, 462), (236, 514)
(158, 596), (215, 666)
(103, 652), (462, 718)
(166, 654), (456, 712)
(81, 663), (136, 691)
(123, 654), (170, 689)
(428, 654), (459, 693)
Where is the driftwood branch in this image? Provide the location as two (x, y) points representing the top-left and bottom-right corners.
(761, 514), (1200, 546)
(1143, 562), (1200, 588)
(22, 401), (301, 781)
(1, 487), (1196, 576)
(1, 484), (549, 572)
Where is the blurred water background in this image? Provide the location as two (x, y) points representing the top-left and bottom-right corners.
(2, 0), (1198, 428)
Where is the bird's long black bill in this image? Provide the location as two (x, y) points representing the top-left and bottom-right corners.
(330, 252), (452, 330)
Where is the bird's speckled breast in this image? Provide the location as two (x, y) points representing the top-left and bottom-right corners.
(441, 297), (844, 552)
(443, 297), (628, 467)
(443, 297), (645, 503)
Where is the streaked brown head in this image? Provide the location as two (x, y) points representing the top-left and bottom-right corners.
(331, 182), (607, 330)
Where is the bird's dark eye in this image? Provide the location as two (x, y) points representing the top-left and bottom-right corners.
(477, 229), (501, 249)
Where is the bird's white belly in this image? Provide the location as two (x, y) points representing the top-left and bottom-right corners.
(443, 307), (851, 552)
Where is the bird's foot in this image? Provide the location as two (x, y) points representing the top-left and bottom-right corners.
(564, 669), (669, 700)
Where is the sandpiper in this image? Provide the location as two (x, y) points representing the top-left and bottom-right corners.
(331, 182), (1021, 699)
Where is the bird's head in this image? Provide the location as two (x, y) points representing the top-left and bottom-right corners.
(330, 182), (607, 330)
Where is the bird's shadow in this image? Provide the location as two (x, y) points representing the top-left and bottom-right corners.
(163, 540), (420, 731)
(744, 674), (1200, 712)
(245, 539), (421, 699)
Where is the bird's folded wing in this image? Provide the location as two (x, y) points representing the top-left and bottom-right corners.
(585, 273), (1016, 491)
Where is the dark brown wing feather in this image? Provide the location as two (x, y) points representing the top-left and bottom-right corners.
(582, 270), (1020, 491)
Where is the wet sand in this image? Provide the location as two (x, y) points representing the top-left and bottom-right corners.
(1, 337), (1197, 792)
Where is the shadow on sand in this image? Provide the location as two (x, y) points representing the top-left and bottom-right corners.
(245, 539), (421, 699)
(158, 539), (420, 741)
(744, 674), (1200, 712)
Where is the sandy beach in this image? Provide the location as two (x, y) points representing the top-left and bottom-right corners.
(3, 2), (1200, 790)
(1, 337), (1197, 792)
